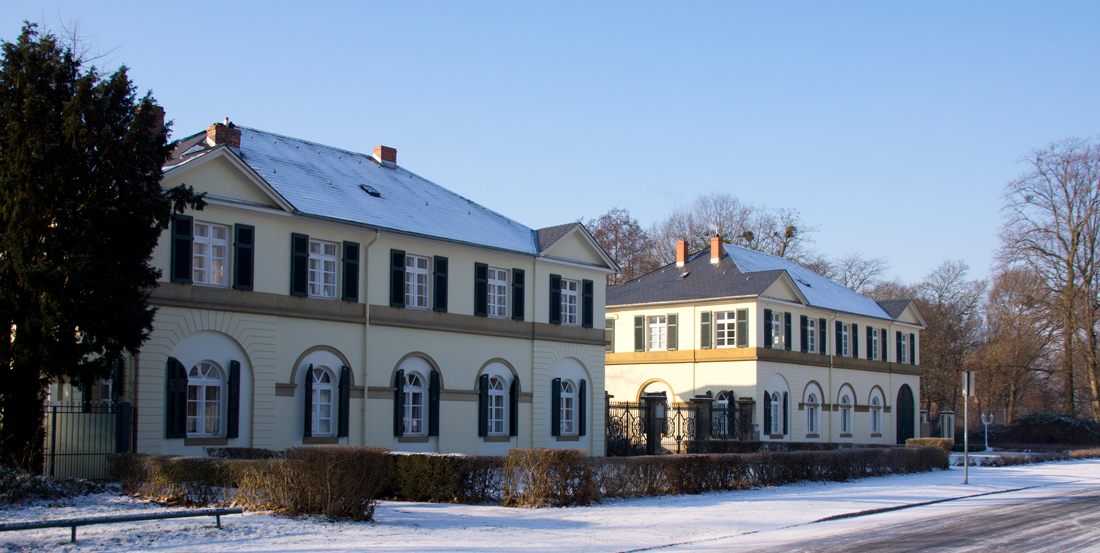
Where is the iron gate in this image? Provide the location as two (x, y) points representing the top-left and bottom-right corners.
(607, 399), (754, 456)
(44, 402), (134, 480)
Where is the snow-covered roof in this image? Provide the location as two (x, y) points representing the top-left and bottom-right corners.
(722, 244), (893, 320)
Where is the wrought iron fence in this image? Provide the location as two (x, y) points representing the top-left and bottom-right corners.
(44, 402), (133, 480)
(607, 398), (754, 456)
(660, 402), (697, 454)
(710, 403), (752, 441)
(606, 401), (648, 457)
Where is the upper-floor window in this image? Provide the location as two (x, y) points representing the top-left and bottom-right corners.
(488, 376), (506, 435)
(870, 328), (879, 360)
(488, 268), (508, 318)
(900, 333), (909, 364)
(648, 315), (668, 351)
(193, 222), (229, 286)
(715, 312), (735, 348)
(308, 240), (338, 298)
(807, 319), (817, 352)
(560, 279), (579, 325)
(840, 323), (850, 357)
(771, 311), (783, 349)
(405, 255), (429, 308)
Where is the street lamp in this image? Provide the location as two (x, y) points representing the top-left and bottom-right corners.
(981, 413), (994, 450)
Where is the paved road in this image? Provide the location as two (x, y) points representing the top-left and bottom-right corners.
(670, 481), (1100, 552)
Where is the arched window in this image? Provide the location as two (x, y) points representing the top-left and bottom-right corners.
(770, 392), (781, 435)
(404, 372), (425, 435)
(840, 394), (852, 434)
(806, 393), (819, 434)
(561, 380), (576, 435)
(871, 396), (882, 434)
(312, 366), (335, 436)
(715, 391), (732, 436)
(488, 376), (506, 435)
(187, 362), (223, 436)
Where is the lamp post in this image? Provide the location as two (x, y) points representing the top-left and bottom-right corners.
(981, 413), (994, 451)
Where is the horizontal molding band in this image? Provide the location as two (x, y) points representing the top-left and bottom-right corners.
(607, 347), (920, 375)
(369, 305), (607, 346)
(150, 282), (366, 324)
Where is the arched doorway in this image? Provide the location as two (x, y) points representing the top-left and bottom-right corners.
(896, 384), (915, 444)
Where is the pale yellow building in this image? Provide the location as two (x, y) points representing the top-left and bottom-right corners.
(113, 121), (615, 456)
(605, 238), (923, 445)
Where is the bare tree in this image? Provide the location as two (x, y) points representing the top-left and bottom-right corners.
(586, 208), (658, 284)
(865, 278), (920, 302)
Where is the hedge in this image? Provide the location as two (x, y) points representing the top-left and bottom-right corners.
(906, 438), (954, 457)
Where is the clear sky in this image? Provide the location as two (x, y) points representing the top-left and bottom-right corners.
(4, 2), (1098, 285)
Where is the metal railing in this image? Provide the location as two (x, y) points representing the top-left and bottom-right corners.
(0, 508), (243, 543)
(43, 402), (133, 480)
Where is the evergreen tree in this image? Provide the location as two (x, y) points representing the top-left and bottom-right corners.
(0, 23), (203, 470)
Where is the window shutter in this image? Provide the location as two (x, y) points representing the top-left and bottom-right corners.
(783, 392), (789, 435)
(881, 328), (888, 361)
(338, 366), (350, 438)
(835, 321), (843, 356)
(111, 359), (121, 405)
(606, 319), (615, 353)
(866, 326), (874, 360)
(910, 333), (916, 364)
(433, 256), (448, 312)
(763, 309), (773, 349)
(549, 274), (562, 324)
(165, 357), (187, 438)
(634, 315), (645, 352)
(736, 309), (749, 347)
(303, 364), (313, 438)
(478, 374), (489, 437)
(428, 370), (440, 436)
(896, 331), (903, 363)
(551, 378), (562, 437)
(667, 313), (678, 351)
(579, 379), (587, 436)
(341, 242), (359, 302)
(784, 312), (792, 351)
(819, 318), (827, 355)
(390, 249), (406, 308)
(227, 360), (240, 439)
(474, 263), (489, 317)
(393, 369), (405, 437)
(582, 280), (594, 328)
(852, 324), (859, 359)
(233, 224), (255, 291)
(800, 315), (808, 353)
(170, 215), (193, 284)
(290, 233), (309, 297)
(511, 268), (525, 320)
(509, 377), (519, 437)
(763, 390), (771, 434)
(700, 311), (712, 349)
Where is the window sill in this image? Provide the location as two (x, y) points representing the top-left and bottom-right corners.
(307, 295), (338, 301)
(398, 435), (429, 443)
(184, 437), (228, 446)
(555, 434), (580, 442)
(193, 282), (229, 289)
(768, 434), (785, 439)
(805, 433), (820, 439)
(839, 433), (853, 438)
(303, 436), (338, 445)
(483, 435), (511, 443)
(870, 433), (882, 438)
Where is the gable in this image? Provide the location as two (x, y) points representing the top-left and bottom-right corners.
(163, 153), (281, 208)
(896, 303), (925, 326)
(543, 231), (611, 267)
(760, 275), (804, 304)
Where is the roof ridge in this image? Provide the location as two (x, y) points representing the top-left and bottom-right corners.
(236, 125), (376, 159)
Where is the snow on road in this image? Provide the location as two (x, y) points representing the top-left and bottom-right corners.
(3, 460), (1099, 552)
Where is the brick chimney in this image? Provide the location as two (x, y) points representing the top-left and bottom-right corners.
(710, 236), (721, 264)
(206, 118), (240, 149)
(373, 145), (397, 168)
(676, 240), (686, 267)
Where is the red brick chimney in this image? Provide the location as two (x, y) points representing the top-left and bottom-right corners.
(206, 118), (240, 149)
(676, 240), (686, 267)
(374, 145), (397, 168)
(710, 236), (721, 264)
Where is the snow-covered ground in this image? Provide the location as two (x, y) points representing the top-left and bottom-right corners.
(3, 460), (1099, 552)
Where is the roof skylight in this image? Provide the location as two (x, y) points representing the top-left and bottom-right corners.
(360, 184), (381, 197)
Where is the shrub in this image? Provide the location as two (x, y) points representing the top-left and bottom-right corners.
(0, 465), (103, 504)
(907, 438), (953, 458)
(501, 449), (598, 507)
(204, 447), (284, 460)
(985, 414), (1100, 446)
(951, 444), (986, 453)
(108, 454), (229, 505)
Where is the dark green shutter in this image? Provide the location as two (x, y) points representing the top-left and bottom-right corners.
(165, 357), (187, 438)
(478, 374), (489, 437)
(511, 269), (525, 320)
(551, 378), (562, 436)
(782, 392), (789, 435)
(736, 309), (749, 347)
(819, 318), (827, 355)
(910, 333), (916, 364)
(700, 312), (712, 349)
(634, 315), (645, 352)
(290, 233), (309, 297)
(835, 321), (843, 356)
(881, 328), (888, 361)
(227, 360), (240, 439)
(549, 274), (562, 324)
(763, 309), (773, 349)
(867, 326), (874, 360)
(233, 224), (255, 291)
(784, 312), (792, 351)
(393, 369), (404, 437)
(582, 280), (594, 328)
(578, 379), (587, 436)
(433, 256), (448, 312)
(338, 366), (350, 438)
(509, 377), (519, 437)
(390, 249), (406, 308)
(763, 390), (771, 434)
(474, 263), (489, 317)
(667, 313), (678, 351)
(800, 315), (808, 352)
(111, 359), (122, 404)
(428, 370), (440, 436)
(852, 324), (859, 358)
(303, 364), (313, 438)
(896, 331), (903, 363)
(170, 215), (193, 284)
(341, 242), (359, 302)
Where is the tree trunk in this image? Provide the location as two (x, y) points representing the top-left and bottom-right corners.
(1064, 301), (1077, 416)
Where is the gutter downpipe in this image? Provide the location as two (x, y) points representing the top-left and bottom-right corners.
(361, 228), (381, 447)
(829, 310), (839, 441)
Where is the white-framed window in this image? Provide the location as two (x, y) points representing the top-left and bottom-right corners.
(871, 396), (882, 434)
(900, 333), (909, 364)
(771, 311), (783, 349)
(311, 366), (335, 436)
(840, 394), (852, 434)
(308, 239), (338, 298)
(192, 222), (229, 286)
(806, 392), (818, 434)
(560, 279), (579, 325)
(807, 319), (817, 352)
(403, 372), (425, 435)
(648, 315), (668, 351)
(770, 391), (781, 435)
(405, 255), (429, 308)
(487, 268), (508, 318)
(715, 312), (736, 348)
(186, 362), (223, 436)
(488, 376), (506, 435)
(870, 329), (879, 360)
(560, 380), (576, 435)
(840, 323), (850, 357)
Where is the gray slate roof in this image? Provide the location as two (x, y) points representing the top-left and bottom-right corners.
(536, 222), (581, 252)
(167, 126), (542, 254)
(876, 299), (913, 320)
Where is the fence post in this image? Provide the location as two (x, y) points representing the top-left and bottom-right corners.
(604, 393), (613, 457)
(48, 405), (58, 478)
(116, 403), (132, 454)
(691, 397), (712, 452)
(642, 394), (664, 455)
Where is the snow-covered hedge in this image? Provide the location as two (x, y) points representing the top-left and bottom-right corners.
(0, 466), (102, 504)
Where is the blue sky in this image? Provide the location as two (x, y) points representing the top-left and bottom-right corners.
(4, 2), (1099, 284)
